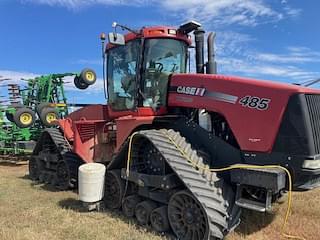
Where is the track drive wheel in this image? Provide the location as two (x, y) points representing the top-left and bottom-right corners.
(150, 206), (170, 233)
(56, 160), (71, 190)
(168, 190), (208, 240)
(104, 170), (124, 209)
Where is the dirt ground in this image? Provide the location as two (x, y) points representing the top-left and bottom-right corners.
(0, 164), (319, 240)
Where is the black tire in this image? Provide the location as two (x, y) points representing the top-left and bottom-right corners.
(36, 102), (51, 115)
(13, 107), (35, 128)
(5, 111), (14, 122)
(74, 76), (89, 90)
(6, 104), (24, 122)
(40, 107), (59, 127)
(80, 68), (96, 85)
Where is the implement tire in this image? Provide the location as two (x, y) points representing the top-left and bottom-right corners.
(40, 107), (59, 127)
(13, 107), (35, 128)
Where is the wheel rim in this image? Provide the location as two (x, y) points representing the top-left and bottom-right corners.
(85, 71), (95, 82)
(56, 161), (70, 189)
(104, 171), (123, 209)
(20, 112), (32, 125)
(46, 112), (57, 123)
(168, 191), (208, 240)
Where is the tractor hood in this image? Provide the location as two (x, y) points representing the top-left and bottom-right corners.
(168, 74), (320, 153)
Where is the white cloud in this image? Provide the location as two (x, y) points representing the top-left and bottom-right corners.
(23, 0), (301, 27)
(0, 70), (39, 85)
(254, 47), (320, 64)
(74, 59), (102, 65)
(22, 0), (151, 9)
(162, 0), (283, 27)
(218, 57), (320, 83)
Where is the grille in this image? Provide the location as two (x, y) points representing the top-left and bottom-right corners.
(305, 94), (320, 154)
(77, 123), (95, 142)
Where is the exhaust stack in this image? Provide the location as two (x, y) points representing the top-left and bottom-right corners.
(207, 32), (217, 74)
(194, 28), (205, 74)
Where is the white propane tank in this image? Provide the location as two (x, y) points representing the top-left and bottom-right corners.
(78, 163), (106, 203)
(198, 109), (212, 132)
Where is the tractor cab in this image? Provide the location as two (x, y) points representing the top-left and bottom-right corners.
(102, 23), (195, 117)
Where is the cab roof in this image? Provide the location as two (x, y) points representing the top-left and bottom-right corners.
(107, 26), (192, 50)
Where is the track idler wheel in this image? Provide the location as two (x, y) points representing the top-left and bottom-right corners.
(104, 170), (125, 209)
(150, 206), (170, 233)
(56, 160), (72, 190)
(135, 200), (157, 226)
(122, 195), (141, 217)
(168, 190), (208, 240)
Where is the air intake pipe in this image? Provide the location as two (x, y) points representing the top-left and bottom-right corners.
(207, 32), (217, 74)
(194, 28), (205, 74)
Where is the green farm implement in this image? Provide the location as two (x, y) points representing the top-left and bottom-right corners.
(0, 68), (96, 162)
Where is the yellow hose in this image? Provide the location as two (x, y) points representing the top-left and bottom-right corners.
(126, 130), (306, 240)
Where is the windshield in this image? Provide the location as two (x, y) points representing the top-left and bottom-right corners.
(107, 40), (140, 110)
(142, 39), (187, 108)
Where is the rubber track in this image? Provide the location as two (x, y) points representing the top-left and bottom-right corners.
(134, 129), (240, 240)
(39, 128), (82, 188)
(44, 128), (70, 156)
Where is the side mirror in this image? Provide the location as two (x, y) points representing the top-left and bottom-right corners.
(108, 33), (125, 46)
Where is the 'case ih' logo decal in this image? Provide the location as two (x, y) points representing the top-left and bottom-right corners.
(177, 86), (206, 96)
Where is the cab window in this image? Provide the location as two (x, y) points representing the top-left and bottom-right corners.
(107, 40), (140, 110)
(142, 39), (187, 108)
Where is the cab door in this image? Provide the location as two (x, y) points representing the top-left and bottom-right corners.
(106, 40), (140, 117)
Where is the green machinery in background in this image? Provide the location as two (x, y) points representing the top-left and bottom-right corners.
(0, 68), (96, 160)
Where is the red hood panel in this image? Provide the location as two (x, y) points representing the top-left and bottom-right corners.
(168, 74), (320, 153)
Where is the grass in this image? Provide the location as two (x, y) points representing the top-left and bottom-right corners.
(0, 164), (320, 240)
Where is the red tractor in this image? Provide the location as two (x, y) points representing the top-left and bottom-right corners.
(29, 21), (320, 240)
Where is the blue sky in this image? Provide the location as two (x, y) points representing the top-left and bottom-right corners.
(0, 0), (320, 104)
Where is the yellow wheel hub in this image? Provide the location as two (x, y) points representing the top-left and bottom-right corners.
(20, 113), (33, 125)
(85, 71), (95, 82)
(46, 113), (57, 123)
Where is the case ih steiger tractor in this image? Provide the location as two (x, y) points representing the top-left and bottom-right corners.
(29, 21), (320, 240)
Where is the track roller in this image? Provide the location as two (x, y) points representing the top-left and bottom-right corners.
(150, 206), (170, 233)
(135, 200), (157, 226)
(122, 195), (141, 217)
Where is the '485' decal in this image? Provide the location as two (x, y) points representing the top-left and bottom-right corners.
(239, 95), (271, 110)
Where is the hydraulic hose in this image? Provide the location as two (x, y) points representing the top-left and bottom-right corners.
(126, 130), (306, 240)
